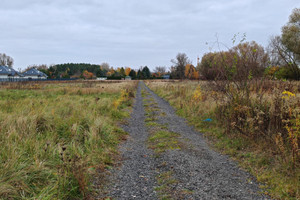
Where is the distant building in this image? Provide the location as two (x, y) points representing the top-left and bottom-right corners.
(0, 65), (10, 79)
(162, 75), (170, 79)
(97, 77), (107, 80)
(0, 65), (23, 79)
(23, 68), (48, 79)
(125, 76), (132, 80)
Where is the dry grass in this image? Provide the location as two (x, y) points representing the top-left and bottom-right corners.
(0, 81), (138, 199)
(146, 79), (300, 200)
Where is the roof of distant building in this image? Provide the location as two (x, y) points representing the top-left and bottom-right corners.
(0, 65), (23, 76)
(23, 68), (48, 77)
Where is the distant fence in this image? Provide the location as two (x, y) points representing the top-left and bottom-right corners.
(0, 78), (78, 82)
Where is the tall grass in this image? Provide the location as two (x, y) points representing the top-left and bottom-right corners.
(147, 80), (300, 199)
(0, 81), (137, 199)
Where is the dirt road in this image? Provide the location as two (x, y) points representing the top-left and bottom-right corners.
(98, 82), (269, 200)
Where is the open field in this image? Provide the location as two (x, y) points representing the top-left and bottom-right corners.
(146, 80), (300, 199)
(0, 81), (137, 199)
(1, 80), (299, 199)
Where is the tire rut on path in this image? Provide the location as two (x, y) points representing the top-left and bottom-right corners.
(101, 81), (270, 200)
(107, 82), (157, 199)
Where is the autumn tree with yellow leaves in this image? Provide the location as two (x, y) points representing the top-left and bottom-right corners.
(185, 64), (199, 79)
(125, 67), (131, 76)
(106, 68), (116, 77)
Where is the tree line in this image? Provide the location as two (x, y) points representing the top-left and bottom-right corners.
(39, 63), (153, 80)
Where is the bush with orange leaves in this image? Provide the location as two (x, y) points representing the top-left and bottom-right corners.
(185, 64), (199, 80)
(82, 70), (94, 79)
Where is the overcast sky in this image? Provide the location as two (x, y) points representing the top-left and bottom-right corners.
(1, 0), (299, 70)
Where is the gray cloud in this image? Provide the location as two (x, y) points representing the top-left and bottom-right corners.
(0, 0), (299, 70)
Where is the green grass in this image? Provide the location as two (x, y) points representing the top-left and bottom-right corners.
(145, 122), (161, 127)
(141, 88), (181, 154)
(0, 82), (137, 199)
(148, 130), (181, 154)
(145, 122), (168, 129)
(155, 171), (178, 200)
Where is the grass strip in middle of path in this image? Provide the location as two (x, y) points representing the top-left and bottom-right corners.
(142, 87), (181, 154)
(141, 86), (190, 200)
(148, 130), (181, 154)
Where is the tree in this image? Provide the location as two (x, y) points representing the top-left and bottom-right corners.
(61, 71), (70, 78)
(154, 66), (166, 76)
(267, 8), (300, 80)
(95, 68), (105, 77)
(100, 62), (110, 71)
(24, 64), (49, 72)
(268, 35), (298, 67)
(35, 64), (48, 70)
(268, 36), (300, 80)
(106, 68), (116, 77)
(119, 67), (125, 77)
(199, 41), (269, 81)
(125, 67), (131, 76)
(37, 65), (50, 77)
(192, 70), (199, 79)
(82, 70), (94, 79)
(0, 53), (14, 67)
(47, 63), (104, 78)
(185, 64), (199, 79)
(231, 41), (269, 79)
(267, 36), (288, 66)
(137, 70), (142, 79)
(198, 52), (219, 80)
(48, 65), (57, 79)
(171, 53), (191, 79)
(281, 8), (300, 59)
(142, 66), (151, 79)
(129, 69), (136, 79)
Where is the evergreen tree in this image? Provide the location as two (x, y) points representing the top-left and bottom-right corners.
(129, 69), (137, 79)
(120, 67), (125, 77)
(137, 70), (142, 79)
(142, 66), (151, 79)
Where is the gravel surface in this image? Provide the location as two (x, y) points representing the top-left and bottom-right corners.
(107, 82), (158, 199)
(100, 82), (270, 200)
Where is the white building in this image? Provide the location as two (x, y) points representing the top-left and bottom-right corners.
(23, 68), (48, 79)
(97, 77), (107, 80)
(0, 65), (23, 80)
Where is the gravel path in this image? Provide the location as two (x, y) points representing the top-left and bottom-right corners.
(101, 81), (269, 200)
(107, 82), (158, 199)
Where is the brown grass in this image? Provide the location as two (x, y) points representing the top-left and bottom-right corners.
(146, 79), (300, 199)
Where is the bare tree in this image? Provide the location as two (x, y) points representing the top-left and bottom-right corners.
(171, 53), (191, 79)
(0, 53), (14, 67)
(154, 66), (166, 74)
(36, 64), (48, 70)
(269, 8), (300, 80)
(268, 36), (300, 79)
(100, 62), (110, 71)
(24, 64), (48, 71)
